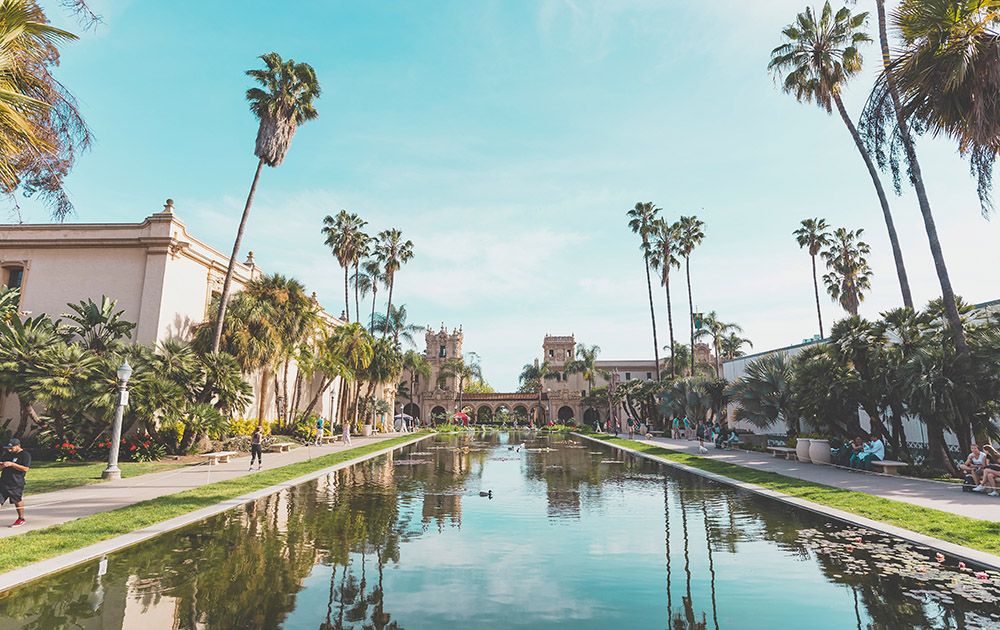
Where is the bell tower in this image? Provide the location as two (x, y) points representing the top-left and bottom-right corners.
(542, 334), (576, 367)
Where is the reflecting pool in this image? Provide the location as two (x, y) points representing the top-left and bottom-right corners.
(1, 432), (998, 629)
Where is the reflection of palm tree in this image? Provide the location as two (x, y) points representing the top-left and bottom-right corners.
(663, 478), (673, 623)
(700, 498), (719, 630)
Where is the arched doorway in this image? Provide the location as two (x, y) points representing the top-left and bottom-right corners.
(557, 406), (575, 423)
(430, 406), (447, 425)
(476, 405), (493, 424)
(495, 405), (511, 424)
(583, 407), (599, 425)
(512, 405), (529, 420)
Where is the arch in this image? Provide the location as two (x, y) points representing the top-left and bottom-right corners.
(583, 407), (600, 424)
(512, 405), (529, 420)
(430, 406), (447, 424)
(402, 403), (421, 421)
(557, 406), (575, 423)
(476, 405), (493, 424)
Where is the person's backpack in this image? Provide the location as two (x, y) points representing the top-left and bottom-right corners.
(962, 474), (976, 492)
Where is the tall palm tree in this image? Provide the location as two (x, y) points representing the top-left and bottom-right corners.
(649, 218), (682, 378)
(328, 322), (374, 430)
(564, 343), (606, 395)
(321, 210), (368, 322)
(769, 2), (913, 310)
(362, 257), (385, 331)
(211, 53), (320, 353)
(518, 359), (558, 424)
(694, 312), (744, 377)
(793, 218), (832, 338)
(676, 215), (705, 375)
(439, 355), (482, 414)
(822, 227), (873, 316)
(373, 229), (414, 336)
(401, 349), (430, 409)
(720, 332), (753, 361)
(627, 201), (662, 380)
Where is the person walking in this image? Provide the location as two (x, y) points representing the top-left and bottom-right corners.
(249, 426), (263, 470)
(1, 439), (31, 527)
(342, 418), (352, 446)
(627, 417), (635, 439)
(671, 417), (680, 440)
(314, 415), (325, 446)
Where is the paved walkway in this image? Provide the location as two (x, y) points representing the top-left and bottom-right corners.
(0, 434), (408, 538)
(641, 437), (1000, 522)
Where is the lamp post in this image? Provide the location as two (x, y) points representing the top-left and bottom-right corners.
(546, 388), (552, 424)
(102, 360), (133, 481)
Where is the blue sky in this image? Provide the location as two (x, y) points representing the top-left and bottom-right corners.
(20, 0), (1000, 389)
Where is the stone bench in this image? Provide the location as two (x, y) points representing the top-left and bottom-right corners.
(198, 451), (238, 465)
(767, 446), (798, 460)
(269, 442), (296, 453)
(870, 460), (908, 475)
(319, 435), (340, 445)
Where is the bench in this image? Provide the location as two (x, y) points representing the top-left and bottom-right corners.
(319, 435), (340, 445)
(269, 442), (296, 453)
(648, 430), (665, 437)
(199, 451), (238, 465)
(870, 460), (908, 475)
(767, 446), (798, 460)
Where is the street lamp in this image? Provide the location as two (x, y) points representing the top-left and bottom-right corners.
(546, 388), (552, 424)
(102, 360), (133, 481)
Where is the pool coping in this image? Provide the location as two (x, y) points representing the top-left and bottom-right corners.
(0, 432), (432, 594)
(575, 433), (1000, 571)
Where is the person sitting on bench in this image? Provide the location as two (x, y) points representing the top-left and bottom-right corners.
(850, 433), (885, 471)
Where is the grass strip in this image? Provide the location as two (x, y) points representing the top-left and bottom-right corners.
(0, 432), (427, 575)
(591, 435), (1000, 556)
(28, 461), (184, 495)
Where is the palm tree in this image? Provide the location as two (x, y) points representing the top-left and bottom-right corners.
(664, 342), (693, 378)
(321, 211), (368, 323)
(371, 304), (425, 348)
(720, 332), (753, 361)
(518, 359), (559, 424)
(860, 0), (973, 367)
(373, 229), (414, 337)
(730, 353), (799, 434)
(564, 343), (606, 396)
(627, 201), (662, 380)
(793, 218), (832, 338)
(210, 53), (320, 353)
(328, 322), (374, 430)
(769, 2), (913, 310)
(676, 215), (705, 375)
(362, 257), (385, 331)
(822, 227), (873, 316)
(439, 355), (482, 414)
(649, 218), (682, 378)
(694, 312), (744, 377)
(401, 349), (430, 409)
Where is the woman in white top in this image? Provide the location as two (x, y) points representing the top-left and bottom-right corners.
(961, 444), (988, 486)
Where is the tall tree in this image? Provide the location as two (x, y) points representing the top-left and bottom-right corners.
(627, 202), (662, 380)
(371, 304), (425, 348)
(373, 229), (414, 337)
(694, 312), (745, 377)
(720, 332), (753, 361)
(822, 227), (873, 316)
(439, 355), (482, 413)
(649, 218), (681, 378)
(321, 210), (368, 322)
(564, 343), (606, 395)
(769, 1), (912, 310)
(676, 215), (705, 375)
(861, 1), (972, 365)
(401, 349), (430, 410)
(211, 53), (320, 352)
(793, 218), (832, 338)
(362, 257), (384, 331)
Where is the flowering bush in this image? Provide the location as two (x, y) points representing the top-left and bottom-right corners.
(53, 441), (83, 462)
(227, 417), (272, 438)
(94, 434), (165, 463)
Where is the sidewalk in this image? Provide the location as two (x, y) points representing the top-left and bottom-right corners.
(642, 436), (1000, 522)
(0, 434), (405, 538)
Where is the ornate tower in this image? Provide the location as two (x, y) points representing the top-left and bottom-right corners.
(423, 323), (464, 392)
(542, 334), (575, 367)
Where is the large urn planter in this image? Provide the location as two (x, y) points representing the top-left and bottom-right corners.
(795, 438), (813, 463)
(362, 424), (373, 437)
(808, 438), (832, 465)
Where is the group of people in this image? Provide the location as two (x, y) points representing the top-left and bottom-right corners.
(672, 417), (740, 450)
(833, 433), (886, 471)
(959, 444), (1000, 496)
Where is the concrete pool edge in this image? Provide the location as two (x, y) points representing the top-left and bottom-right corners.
(576, 433), (1000, 571)
(0, 432), (433, 594)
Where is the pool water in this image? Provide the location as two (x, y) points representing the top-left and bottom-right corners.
(0, 432), (997, 629)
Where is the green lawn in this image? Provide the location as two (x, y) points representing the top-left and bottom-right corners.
(0, 432), (427, 575)
(28, 461), (185, 495)
(590, 435), (1000, 557)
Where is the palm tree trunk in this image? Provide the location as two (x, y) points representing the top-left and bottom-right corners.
(810, 253), (824, 338)
(665, 277), (676, 379)
(257, 365), (271, 421)
(383, 276), (395, 340)
(874, 0), (968, 362)
(343, 266), (350, 322)
(832, 93), (913, 310)
(643, 256), (662, 380)
(353, 261), (360, 326)
(370, 285), (378, 333)
(211, 158), (265, 353)
(685, 256), (695, 375)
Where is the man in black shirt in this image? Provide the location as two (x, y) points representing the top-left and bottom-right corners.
(0, 439), (31, 527)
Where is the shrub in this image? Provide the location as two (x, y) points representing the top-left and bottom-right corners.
(227, 417), (272, 438)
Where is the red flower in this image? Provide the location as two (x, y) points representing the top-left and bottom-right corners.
(129, 445), (137, 451)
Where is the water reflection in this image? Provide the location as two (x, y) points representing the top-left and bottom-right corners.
(0, 432), (998, 629)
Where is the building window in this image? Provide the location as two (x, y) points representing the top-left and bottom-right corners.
(439, 344), (446, 358)
(625, 372), (631, 380)
(414, 374), (419, 385)
(3, 265), (23, 290)
(581, 390), (586, 397)
(549, 349), (554, 357)
(646, 372), (652, 380)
